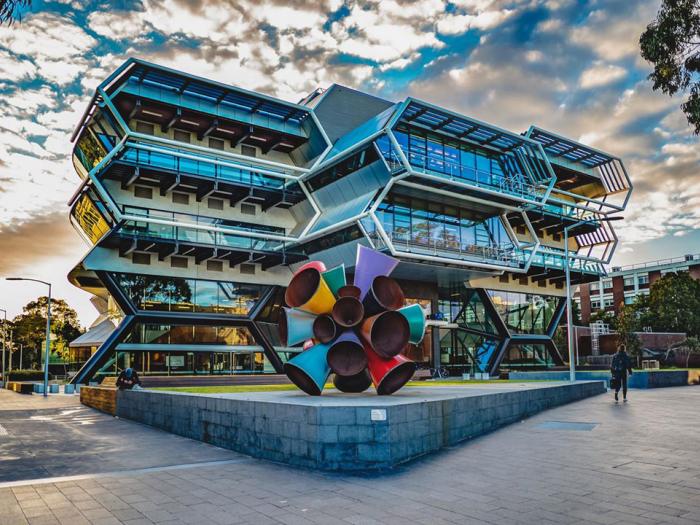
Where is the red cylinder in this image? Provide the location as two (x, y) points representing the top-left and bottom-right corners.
(294, 261), (327, 275)
(364, 344), (415, 395)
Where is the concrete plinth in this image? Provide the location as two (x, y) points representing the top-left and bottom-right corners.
(116, 381), (605, 471)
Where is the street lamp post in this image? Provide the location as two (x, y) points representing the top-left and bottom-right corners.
(563, 216), (623, 382)
(0, 308), (6, 388)
(6, 278), (52, 397)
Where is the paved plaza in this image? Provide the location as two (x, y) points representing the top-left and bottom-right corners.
(1, 386), (699, 525)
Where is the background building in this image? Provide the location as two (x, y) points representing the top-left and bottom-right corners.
(68, 58), (631, 383)
(575, 254), (700, 323)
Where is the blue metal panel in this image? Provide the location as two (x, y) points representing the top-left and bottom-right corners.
(323, 105), (398, 163)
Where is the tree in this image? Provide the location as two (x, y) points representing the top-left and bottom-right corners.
(616, 303), (643, 367)
(640, 272), (700, 337)
(679, 336), (700, 367)
(588, 309), (617, 330)
(640, 0), (700, 134)
(10, 296), (84, 369)
(0, 0), (31, 24)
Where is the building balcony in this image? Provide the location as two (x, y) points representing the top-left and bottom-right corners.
(387, 231), (523, 268)
(104, 217), (304, 270)
(103, 139), (307, 209)
(390, 146), (547, 204)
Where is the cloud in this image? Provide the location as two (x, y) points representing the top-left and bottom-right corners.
(0, 12), (97, 86)
(0, 213), (81, 275)
(570, 4), (658, 61)
(0, 50), (37, 82)
(437, 9), (514, 34)
(579, 63), (626, 88)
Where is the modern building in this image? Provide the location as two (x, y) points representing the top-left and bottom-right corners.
(575, 253), (700, 324)
(68, 58), (631, 384)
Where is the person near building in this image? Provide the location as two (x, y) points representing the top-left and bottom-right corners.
(116, 367), (142, 390)
(610, 344), (633, 403)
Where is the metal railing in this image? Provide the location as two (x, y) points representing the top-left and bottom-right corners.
(381, 230), (522, 268)
(121, 205), (286, 237)
(612, 253), (699, 272)
(117, 140), (298, 190)
(118, 220), (298, 254)
(398, 148), (545, 201)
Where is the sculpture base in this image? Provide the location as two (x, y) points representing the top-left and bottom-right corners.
(115, 381), (605, 471)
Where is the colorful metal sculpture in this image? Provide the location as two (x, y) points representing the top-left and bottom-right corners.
(281, 246), (425, 395)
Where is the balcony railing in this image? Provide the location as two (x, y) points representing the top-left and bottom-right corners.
(398, 149), (545, 201)
(118, 220), (297, 254)
(372, 230), (523, 268)
(524, 249), (603, 274)
(121, 205), (287, 237)
(116, 140), (297, 191)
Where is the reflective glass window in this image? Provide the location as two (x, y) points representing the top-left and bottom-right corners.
(501, 344), (555, 369)
(113, 273), (264, 316)
(487, 290), (561, 335)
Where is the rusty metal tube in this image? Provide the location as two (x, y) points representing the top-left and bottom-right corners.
(312, 314), (337, 344)
(331, 296), (364, 328)
(360, 310), (410, 358)
(284, 267), (335, 315)
(333, 369), (372, 393)
(363, 276), (405, 317)
(364, 343), (416, 395)
(326, 330), (367, 376)
(337, 285), (361, 299)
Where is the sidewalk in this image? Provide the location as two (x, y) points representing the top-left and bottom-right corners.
(1, 387), (699, 524)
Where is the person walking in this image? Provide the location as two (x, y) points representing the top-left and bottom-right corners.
(610, 344), (633, 403)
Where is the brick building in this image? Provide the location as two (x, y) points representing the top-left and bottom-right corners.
(575, 254), (700, 324)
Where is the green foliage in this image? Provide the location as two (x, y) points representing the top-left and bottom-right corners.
(638, 272), (700, 337)
(679, 336), (700, 367)
(640, 0), (700, 134)
(7, 369), (53, 381)
(589, 309), (617, 330)
(616, 304), (642, 365)
(6, 296), (84, 369)
(0, 0), (31, 24)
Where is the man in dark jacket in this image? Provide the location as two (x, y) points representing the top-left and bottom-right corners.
(610, 345), (633, 403)
(116, 367), (141, 390)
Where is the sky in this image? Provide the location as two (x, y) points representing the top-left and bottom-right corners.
(0, 0), (698, 327)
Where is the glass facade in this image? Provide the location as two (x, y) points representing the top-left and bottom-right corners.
(71, 193), (113, 244)
(391, 126), (537, 198)
(375, 194), (515, 264)
(500, 344), (554, 369)
(101, 350), (270, 377)
(487, 290), (560, 335)
(439, 328), (499, 374)
(73, 129), (108, 178)
(118, 218), (290, 254)
(124, 323), (258, 346)
(455, 291), (498, 334)
(120, 143), (290, 189)
(114, 273), (266, 315)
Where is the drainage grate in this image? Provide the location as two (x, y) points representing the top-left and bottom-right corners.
(0, 424), (8, 436)
(535, 421), (598, 431)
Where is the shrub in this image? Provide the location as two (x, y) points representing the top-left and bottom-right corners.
(6, 370), (53, 381)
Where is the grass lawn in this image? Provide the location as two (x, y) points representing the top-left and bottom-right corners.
(154, 379), (546, 394)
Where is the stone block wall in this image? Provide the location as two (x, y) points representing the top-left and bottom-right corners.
(117, 382), (605, 471)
